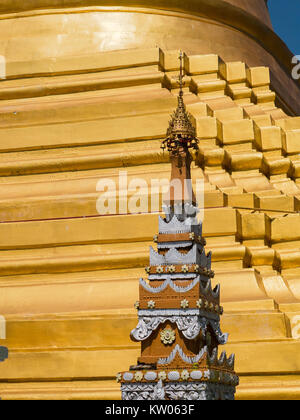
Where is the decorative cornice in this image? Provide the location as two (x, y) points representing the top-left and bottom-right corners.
(121, 381), (237, 400)
(149, 245), (212, 271)
(162, 51), (198, 153)
(0, 346), (8, 362)
(130, 310), (226, 342)
(139, 277), (220, 299)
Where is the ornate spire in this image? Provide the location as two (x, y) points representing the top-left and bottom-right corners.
(162, 52), (198, 153)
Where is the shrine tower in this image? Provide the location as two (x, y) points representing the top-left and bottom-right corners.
(118, 55), (239, 400)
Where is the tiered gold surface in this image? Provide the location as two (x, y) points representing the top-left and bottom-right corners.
(0, 48), (299, 400)
(0, 0), (298, 114)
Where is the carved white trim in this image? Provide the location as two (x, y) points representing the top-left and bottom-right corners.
(218, 351), (227, 365)
(184, 202), (200, 218)
(208, 347), (218, 365)
(153, 380), (165, 400)
(149, 246), (212, 267)
(121, 383), (159, 401)
(138, 309), (220, 323)
(215, 352), (236, 370)
(131, 314), (201, 341)
(157, 344), (207, 366)
(207, 251), (212, 269)
(159, 215), (192, 234)
(165, 245), (198, 265)
(226, 353), (235, 369)
(164, 382), (236, 401)
(131, 309), (224, 342)
(150, 244), (202, 266)
(144, 371), (157, 381)
(148, 273), (197, 280)
(209, 320), (229, 345)
(121, 381), (236, 401)
(150, 246), (211, 268)
(162, 203), (201, 222)
(211, 283), (220, 299)
(190, 370), (203, 380)
(199, 249), (208, 268)
(123, 372), (134, 381)
(139, 277), (200, 294)
(199, 279), (220, 299)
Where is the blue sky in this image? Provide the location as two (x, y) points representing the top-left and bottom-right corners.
(268, 0), (299, 54)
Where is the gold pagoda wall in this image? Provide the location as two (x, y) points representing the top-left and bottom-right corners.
(0, 0), (299, 399)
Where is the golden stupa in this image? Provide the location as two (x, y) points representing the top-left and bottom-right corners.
(0, 0), (299, 400)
